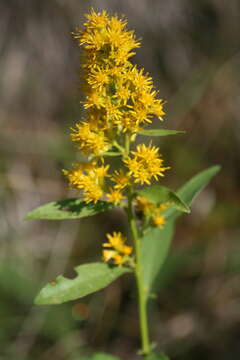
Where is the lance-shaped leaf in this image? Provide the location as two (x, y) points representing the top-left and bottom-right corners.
(139, 129), (185, 136)
(141, 221), (174, 295)
(141, 165), (220, 296)
(137, 185), (190, 213)
(25, 199), (113, 220)
(35, 263), (131, 305)
(165, 165), (221, 220)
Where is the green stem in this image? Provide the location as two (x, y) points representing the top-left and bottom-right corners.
(127, 188), (151, 356)
(125, 132), (130, 157)
(124, 132), (150, 355)
(113, 140), (125, 153)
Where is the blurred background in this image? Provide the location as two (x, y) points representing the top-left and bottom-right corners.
(0, 0), (240, 359)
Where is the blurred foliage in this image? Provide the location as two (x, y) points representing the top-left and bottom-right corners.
(1, 0), (240, 359)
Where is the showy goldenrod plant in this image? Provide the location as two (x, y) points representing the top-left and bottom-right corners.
(26, 10), (220, 360)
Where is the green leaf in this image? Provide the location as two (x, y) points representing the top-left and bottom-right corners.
(177, 165), (220, 207)
(141, 221), (174, 295)
(141, 165), (220, 296)
(81, 353), (121, 360)
(165, 165), (221, 220)
(137, 185), (190, 213)
(146, 352), (170, 360)
(25, 198), (113, 220)
(35, 263), (131, 305)
(139, 129), (185, 136)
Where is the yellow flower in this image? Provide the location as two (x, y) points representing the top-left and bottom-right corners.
(114, 83), (131, 105)
(111, 170), (130, 190)
(102, 249), (117, 262)
(83, 180), (103, 203)
(65, 10), (170, 211)
(104, 99), (122, 121)
(102, 231), (133, 265)
(130, 106), (150, 125)
(84, 9), (109, 29)
(71, 122), (109, 155)
(136, 195), (155, 215)
(62, 162), (93, 189)
(135, 196), (168, 229)
(105, 232), (132, 255)
(127, 67), (153, 91)
(63, 161), (109, 203)
(102, 250), (126, 265)
(87, 66), (110, 91)
(104, 232), (124, 250)
(152, 215), (166, 229)
(84, 91), (104, 109)
(74, 10), (140, 67)
(125, 144), (170, 185)
(112, 254), (125, 265)
(113, 114), (140, 133)
(107, 188), (125, 205)
(157, 203), (168, 212)
(94, 164), (110, 179)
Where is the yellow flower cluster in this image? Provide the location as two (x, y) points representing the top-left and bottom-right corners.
(136, 196), (168, 229)
(125, 144), (170, 185)
(71, 122), (109, 155)
(64, 10), (169, 205)
(102, 232), (133, 265)
(63, 161), (109, 203)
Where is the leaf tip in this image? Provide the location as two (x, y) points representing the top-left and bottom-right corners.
(24, 213), (33, 220)
(34, 294), (43, 306)
(212, 164), (221, 173)
(185, 207), (191, 214)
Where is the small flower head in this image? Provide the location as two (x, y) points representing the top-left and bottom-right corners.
(102, 231), (132, 265)
(107, 188), (125, 205)
(83, 180), (103, 203)
(136, 195), (155, 215)
(71, 122), (109, 155)
(152, 215), (166, 229)
(125, 144), (170, 185)
(135, 196), (169, 230)
(63, 161), (109, 203)
(75, 9), (140, 67)
(111, 169), (130, 190)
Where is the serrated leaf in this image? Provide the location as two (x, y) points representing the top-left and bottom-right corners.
(35, 263), (131, 305)
(137, 185), (190, 213)
(139, 129), (185, 136)
(141, 165), (220, 296)
(25, 198), (113, 220)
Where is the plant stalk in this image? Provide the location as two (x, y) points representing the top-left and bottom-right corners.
(124, 133), (150, 355)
